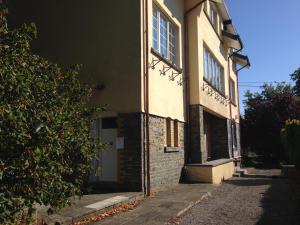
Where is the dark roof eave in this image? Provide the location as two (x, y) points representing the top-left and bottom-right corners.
(222, 30), (244, 51)
(232, 52), (251, 68)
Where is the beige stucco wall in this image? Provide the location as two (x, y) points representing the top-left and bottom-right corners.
(8, 0), (241, 123)
(146, 0), (186, 122)
(186, 0), (241, 121)
(185, 161), (234, 184)
(8, 0), (142, 114)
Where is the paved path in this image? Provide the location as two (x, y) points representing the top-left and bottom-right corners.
(38, 192), (141, 224)
(94, 184), (217, 225)
(176, 169), (300, 225)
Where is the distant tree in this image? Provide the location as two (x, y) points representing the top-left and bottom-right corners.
(281, 119), (300, 168)
(291, 68), (300, 96)
(243, 83), (300, 163)
(0, 6), (102, 224)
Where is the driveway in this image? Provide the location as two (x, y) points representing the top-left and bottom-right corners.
(176, 169), (300, 225)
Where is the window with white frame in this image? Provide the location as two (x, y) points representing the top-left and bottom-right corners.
(210, 4), (218, 31)
(203, 47), (225, 93)
(152, 6), (177, 64)
(230, 79), (236, 104)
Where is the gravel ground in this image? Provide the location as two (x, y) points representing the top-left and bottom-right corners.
(176, 169), (300, 225)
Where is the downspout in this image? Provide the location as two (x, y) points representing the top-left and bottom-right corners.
(143, 0), (151, 197)
(227, 55), (233, 158)
(228, 49), (245, 159)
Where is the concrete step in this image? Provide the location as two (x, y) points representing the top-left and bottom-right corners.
(233, 173), (242, 177)
(233, 169), (246, 177)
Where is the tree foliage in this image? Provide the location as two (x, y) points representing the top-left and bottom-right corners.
(291, 68), (300, 96)
(0, 9), (101, 223)
(242, 83), (300, 163)
(281, 120), (300, 168)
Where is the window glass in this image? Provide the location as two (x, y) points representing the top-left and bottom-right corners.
(152, 5), (177, 64)
(210, 5), (218, 30)
(203, 46), (225, 93)
(102, 117), (118, 129)
(159, 14), (168, 58)
(169, 24), (176, 63)
(152, 7), (159, 50)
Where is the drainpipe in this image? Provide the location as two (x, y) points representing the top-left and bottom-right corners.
(228, 46), (245, 159)
(142, 0), (151, 197)
(227, 55), (233, 158)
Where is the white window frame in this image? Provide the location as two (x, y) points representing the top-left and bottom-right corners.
(203, 47), (225, 94)
(210, 3), (218, 31)
(152, 5), (177, 65)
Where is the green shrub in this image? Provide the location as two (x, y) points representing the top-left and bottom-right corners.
(281, 119), (300, 168)
(0, 10), (102, 224)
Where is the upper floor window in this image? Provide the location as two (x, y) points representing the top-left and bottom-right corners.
(203, 47), (225, 94)
(209, 4), (218, 31)
(152, 6), (177, 64)
(230, 79), (236, 104)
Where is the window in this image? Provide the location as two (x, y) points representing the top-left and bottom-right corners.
(230, 79), (236, 104)
(210, 4), (218, 30)
(232, 122), (237, 147)
(152, 5), (177, 64)
(203, 47), (225, 93)
(102, 117), (118, 129)
(165, 118), (179, 147)
(174, 120), (179, 147)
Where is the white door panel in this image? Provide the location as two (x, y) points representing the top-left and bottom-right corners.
(90, 118), (118, 182)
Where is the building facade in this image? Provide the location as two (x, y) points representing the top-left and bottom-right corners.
(9, 0), (250, 194)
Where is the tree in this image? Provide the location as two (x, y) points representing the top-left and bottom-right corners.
(0, 7), (102, 223)
(291, 68), (300, 96)
(281, 119), (300, 168)
(242, 83), (300, 163)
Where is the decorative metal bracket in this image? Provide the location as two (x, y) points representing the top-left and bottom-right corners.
(177, 77), (185, 86)
(169, 70), (182, 81)
(160, 65), (171, 76)
(149, 57), (162, 70)
(202, 83), (230, 106)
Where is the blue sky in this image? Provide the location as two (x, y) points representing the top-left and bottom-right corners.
(226, 0), (300, 113)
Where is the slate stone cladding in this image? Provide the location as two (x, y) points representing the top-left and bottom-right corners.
(209, 115), (230, 160)
(189, 105), (234, 163)
(148, 115), (185, 190)
(189, 105), (206, 163)
(118, 113), (144, 191)
(236, 123), (241, 157)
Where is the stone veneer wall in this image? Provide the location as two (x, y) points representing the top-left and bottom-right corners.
(118, 113), (144, 191)
(189, 105), (206, 163)
(148, 115), (186, 190)
(189, 105), (232, 164)
(210, 115), (230, 160)
(232, 122), (241, 158)
(236, 123), (241, 157)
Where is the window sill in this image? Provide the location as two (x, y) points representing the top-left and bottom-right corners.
(164, 147), (181, 153)
(203, 78), (226, 98)
(151, 48), (183, 74)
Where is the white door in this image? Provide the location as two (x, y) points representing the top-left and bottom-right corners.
(90, 117), (118, 182)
